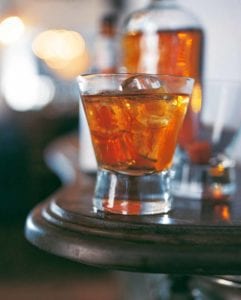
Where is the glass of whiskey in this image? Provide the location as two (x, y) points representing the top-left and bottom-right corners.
(77, 73), (194, 215)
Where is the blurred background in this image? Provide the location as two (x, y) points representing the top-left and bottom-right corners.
(0, 0), (241, 299)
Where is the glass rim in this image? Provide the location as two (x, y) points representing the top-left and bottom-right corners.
(77, 72), (195, 83)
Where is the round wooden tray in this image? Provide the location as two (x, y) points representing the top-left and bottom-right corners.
(25, 176), (241, 275)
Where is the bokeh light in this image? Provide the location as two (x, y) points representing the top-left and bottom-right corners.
(32, 29), (90, 79)
(3, 75), (55, 111)
(1, 33), (56, 112)
(0, 16), (25, 45)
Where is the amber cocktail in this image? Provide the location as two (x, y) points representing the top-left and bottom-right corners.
(78, 74), (194, 215)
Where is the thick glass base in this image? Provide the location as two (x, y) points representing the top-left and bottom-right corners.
(172, 154), (236, 200)
(93, 169), (172, 215)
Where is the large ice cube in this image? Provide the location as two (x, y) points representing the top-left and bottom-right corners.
(121, 74), (165, 92)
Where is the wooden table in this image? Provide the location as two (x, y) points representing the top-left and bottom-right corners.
(24, 133), (241, 278)
(25, 167), (241, 275)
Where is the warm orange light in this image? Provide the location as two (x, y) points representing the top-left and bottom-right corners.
(213, 185), (223, 198)
(209, 164), (225, 177)
(191, 82), (202, 113)
(214, 205), (231, 222)
(220, 206), (231, 221)
(46, 51), (90, 80)
(32, 29), (90, 79)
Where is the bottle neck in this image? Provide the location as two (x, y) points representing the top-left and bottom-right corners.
(100, 24), (116, 37)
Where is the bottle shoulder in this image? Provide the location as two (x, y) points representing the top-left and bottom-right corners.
(122, 6), (202, 33)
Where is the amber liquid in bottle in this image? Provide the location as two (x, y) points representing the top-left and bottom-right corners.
(122, 28), (204, 149)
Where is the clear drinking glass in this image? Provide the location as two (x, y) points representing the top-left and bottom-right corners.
(77, 73), (194, 215)
(173, 80), (241, 200)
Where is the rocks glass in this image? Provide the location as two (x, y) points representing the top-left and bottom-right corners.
(77, 74), (194, 215)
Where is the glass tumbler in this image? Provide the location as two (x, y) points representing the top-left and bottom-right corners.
(77, 73), (194, 215)
(173, 80), (241, 200)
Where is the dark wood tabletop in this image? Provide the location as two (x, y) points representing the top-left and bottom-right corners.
(25, 165), (241, 275)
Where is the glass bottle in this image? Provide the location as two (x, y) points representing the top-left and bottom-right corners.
(93, 12), (119, 74)
(120, 0), (205, 150)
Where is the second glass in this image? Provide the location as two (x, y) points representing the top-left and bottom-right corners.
(77, 73), (194, 215)
(173, 80), (241, 200)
